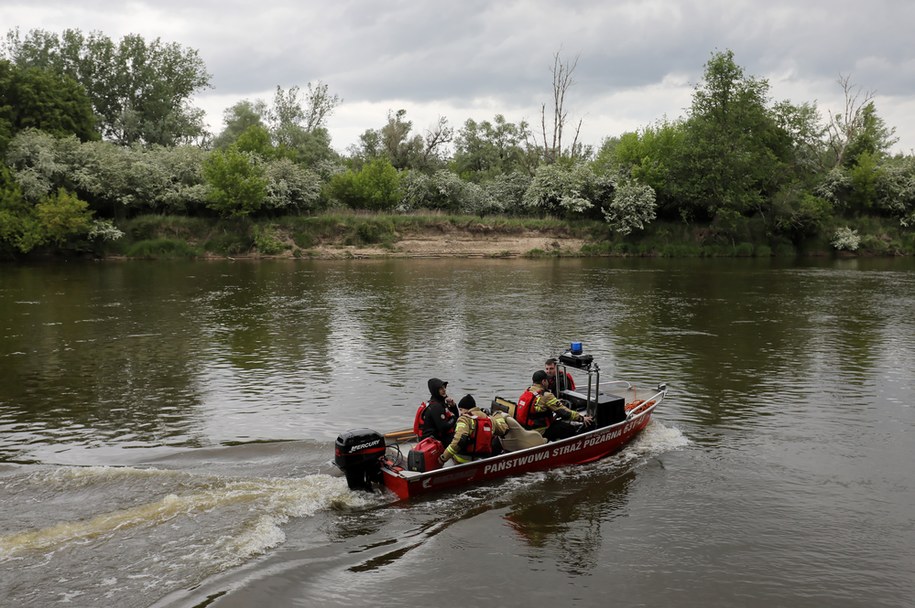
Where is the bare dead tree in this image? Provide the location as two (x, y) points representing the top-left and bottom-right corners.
(826, 74), (874, 168)
(537, 50), (583, 163)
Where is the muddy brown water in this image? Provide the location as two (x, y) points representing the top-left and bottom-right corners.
(1, 257), (913, 607)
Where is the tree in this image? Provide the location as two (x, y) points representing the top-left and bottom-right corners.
(142, 145), (209, 215)
(301, 81), (341, 133)
(214, 92), (340, 167)
(285, 127), (338, 167)
(770, 99), (826, 175)
(326, 158), (401, 211)
(0, 164), (31, 252)
(0, 163), (96, 253)
(3, 28), (211, 146)
(826, 75), (897, 169)
(814, 88), (901, 218)
(33, 188), (94, 245)
(771, 188), (832, 241)
(202, 147), (267, 217)
(452, 114), (534, 181)
(379, 109), (420, 169)
(234, 124), (274, 157)
(682, 50), (791, 220)
(415, 116), (454, 173)
(481, 171), (531, 216)
(263, 84), (341, 164)
(534, 51), (584, 164)
(4, 129), (79, 203)
(842, 102), (896, 168)
(0, 59), (98, 153)
(351, 109), (425, 171)
(847, 151), (882, 213)
(874, 155), (915, 225)
(212, 100), (268, 150)
(598, 120), (690, 220)
(4, 120), (213, 219)
(267, 82), (341, 137)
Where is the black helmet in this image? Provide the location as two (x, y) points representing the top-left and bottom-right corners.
(532, 370), (549, 384)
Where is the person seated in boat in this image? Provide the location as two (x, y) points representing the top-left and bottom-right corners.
(438, 395), (501, 467)
(544, 357), (576, 394)
(516, 370), (592, 441)
(419, 377), (460, 445)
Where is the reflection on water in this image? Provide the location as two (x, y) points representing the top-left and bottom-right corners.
(505, 468), (635, 567)
(3, 258), (911, 463)
(1, 257), (914, 608)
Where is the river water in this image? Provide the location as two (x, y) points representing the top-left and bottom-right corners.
(1, 257), (913, 608)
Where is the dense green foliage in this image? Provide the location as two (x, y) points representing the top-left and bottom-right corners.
(202, 147), (267, 217)
(0, 59), (98, 153)
(0, 163), (101, 254)
(1, 30), (913, 258)
(3, 28), (210, 146)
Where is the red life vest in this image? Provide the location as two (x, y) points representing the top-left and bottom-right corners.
(463, 414), (494, 455)
(413, 402), (428, 436)
(515, 387), (551, 429)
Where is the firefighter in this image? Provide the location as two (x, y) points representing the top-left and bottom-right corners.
(516, 370), (592, 441)
(438, 395), (499, 466)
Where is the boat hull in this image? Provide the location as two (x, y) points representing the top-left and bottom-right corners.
(381, 401), (656, 499)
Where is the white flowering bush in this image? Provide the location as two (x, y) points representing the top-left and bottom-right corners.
(830, 226), (860, 251)
(481, 171), (530, 216)
(263, 157), (322, 213)
(602, 178), (657, 235)
(88, 220), (124, 242)
(398, 170), (491, 215)
(522, 163), (593, 216)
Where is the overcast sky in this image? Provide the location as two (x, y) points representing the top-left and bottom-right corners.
(3, 0), (914, 155)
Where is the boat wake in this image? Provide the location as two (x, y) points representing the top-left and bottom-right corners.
(0, 464), (375, 608)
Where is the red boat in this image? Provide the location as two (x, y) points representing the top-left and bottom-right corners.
(335, 346), (668, 499)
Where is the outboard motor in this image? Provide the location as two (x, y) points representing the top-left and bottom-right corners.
(334, 428), (385, 491)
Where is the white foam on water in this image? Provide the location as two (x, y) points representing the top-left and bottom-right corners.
(627, 419), (690, 456)
(1, 465), (380, 607)
(208, 473), (376, 567)
(0, 467), (369, 566)
(20, 464), (186, 488)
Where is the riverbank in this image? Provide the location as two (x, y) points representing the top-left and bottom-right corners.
(110, 214), (602, 260)
(7, 212), (913, 260)
(281, 227), (588, 259)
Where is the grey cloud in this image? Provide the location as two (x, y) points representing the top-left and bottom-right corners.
(2, 0), (914, 150)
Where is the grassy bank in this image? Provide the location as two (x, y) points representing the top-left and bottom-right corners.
(103, 212), (915, 259)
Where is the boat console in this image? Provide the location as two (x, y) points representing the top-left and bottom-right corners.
(560, 389), (626, 427)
